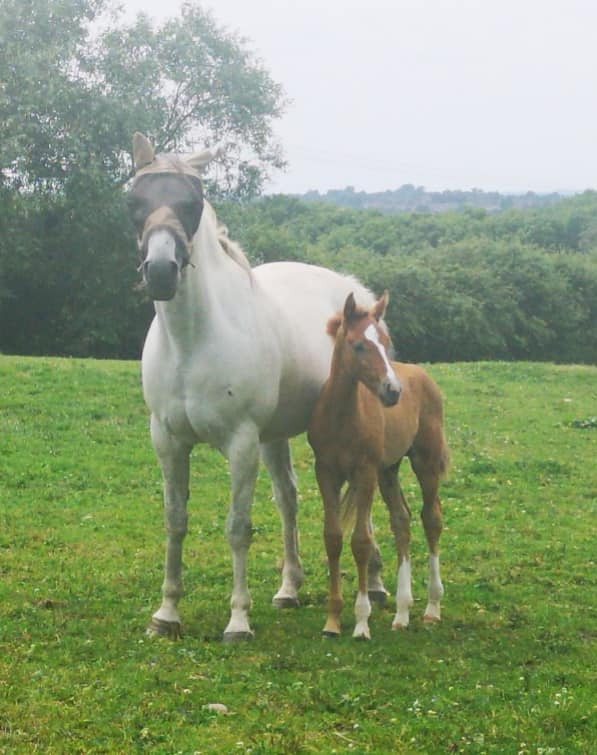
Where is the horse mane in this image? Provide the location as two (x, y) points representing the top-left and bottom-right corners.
(216, 222), (253, 276)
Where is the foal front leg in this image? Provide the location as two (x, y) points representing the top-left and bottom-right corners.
(223, 424), (260, 641)
(148, 416), (191, 639)
(351, 472), (377, 640)
(315, 462), (344, 637)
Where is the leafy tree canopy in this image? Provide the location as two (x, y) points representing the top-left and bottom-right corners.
(0, 0), (286, 196)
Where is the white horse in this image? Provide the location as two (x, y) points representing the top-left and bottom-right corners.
(128, 133), (386, 640)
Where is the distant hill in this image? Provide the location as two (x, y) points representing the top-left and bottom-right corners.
(299, 184), (569, 213)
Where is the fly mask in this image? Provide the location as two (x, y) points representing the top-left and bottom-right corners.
(127, 132), (221, 301)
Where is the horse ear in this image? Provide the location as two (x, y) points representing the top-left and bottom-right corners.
(373, 290), (389, 321)
(343, 292), (357, 322)
(186, 144), (224, 172)
(132, 132), (154, 171)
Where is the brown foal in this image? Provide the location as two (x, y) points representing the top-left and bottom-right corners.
(308, 292), (449, 639)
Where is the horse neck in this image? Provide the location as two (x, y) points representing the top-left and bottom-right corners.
(154, 203), (252, 347)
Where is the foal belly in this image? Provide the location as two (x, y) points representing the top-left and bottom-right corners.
(381, 407), (418, 467)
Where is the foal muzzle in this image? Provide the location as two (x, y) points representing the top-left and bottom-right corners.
(378, 376), (401, 407)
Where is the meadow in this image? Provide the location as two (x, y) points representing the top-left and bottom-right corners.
(0, 355), (595, 754)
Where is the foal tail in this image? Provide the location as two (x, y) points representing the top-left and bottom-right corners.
(339, 485), (358, 535)
(438, 428), (450, 480)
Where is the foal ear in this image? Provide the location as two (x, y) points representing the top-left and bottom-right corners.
(186, 144), (224, 172)
(343, 292), (357, 322)
(373, 290), (389, 321)
(132, 132), (155, 171)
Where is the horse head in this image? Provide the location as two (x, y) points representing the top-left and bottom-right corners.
(127, 133), (222, 301)
(339, 291), (402, 407)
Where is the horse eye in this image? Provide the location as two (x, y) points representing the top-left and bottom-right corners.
(352, 341), (365, 354)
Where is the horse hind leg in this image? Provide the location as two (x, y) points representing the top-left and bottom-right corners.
(379, 463), (413, 629)
(410, 451), (444, 623)
(261, 439), (304, 608)
(223, 426), (261, 641)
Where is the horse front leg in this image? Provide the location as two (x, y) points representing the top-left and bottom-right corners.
(261, 439), (304, 608)
(148, 416), (191, 639)
(223, 424), (260, 641)
(351, 471), (377, 640)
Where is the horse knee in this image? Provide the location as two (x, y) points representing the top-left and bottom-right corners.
(226, 512), (252, 550)
(324, 529), (343, 560)
(350, 531), (373, 564)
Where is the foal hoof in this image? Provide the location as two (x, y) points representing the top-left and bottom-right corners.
(222, 630), (254, 643)
(368, 589), (389, 608)
(322, 630), (340, 639)
(147, 617), (182, 640)
(272, 596), (300, 609)
(423, 614), (441, 624)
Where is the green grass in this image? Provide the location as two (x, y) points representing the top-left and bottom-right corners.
(0, 356), (595, 754)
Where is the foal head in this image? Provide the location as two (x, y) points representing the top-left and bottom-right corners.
(330, 292), (401, 407)
(127, 132), (221, 301)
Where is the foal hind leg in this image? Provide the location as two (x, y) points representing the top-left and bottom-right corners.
(379, 462), (413, 629)
(261, 439), (303, 608)
(411, 453), (444, 623)
(367, 516), (389, 606)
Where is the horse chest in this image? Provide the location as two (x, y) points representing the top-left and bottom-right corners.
(143, 340), (277, 448)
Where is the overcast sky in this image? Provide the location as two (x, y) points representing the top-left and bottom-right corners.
(121, 0), (597, 195)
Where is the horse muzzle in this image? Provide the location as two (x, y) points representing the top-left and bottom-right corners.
(141, 228), (188, 301)
(143, 258), (180, 301)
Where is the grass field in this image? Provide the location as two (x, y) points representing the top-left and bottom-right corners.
(0, 355), (595, 754)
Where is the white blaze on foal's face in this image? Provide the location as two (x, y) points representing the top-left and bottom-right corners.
(363, 323), (395, 382)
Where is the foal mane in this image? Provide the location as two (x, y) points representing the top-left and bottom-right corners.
(326, 300), (370, 339)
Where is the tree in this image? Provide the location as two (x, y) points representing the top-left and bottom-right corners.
(0, 0), (287, 357)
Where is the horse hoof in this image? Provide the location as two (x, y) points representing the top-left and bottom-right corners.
(423, 614), (441, 624)
(222, 630), (254, 643)
(272, 596), (300, 609)
(368, 589), (388, 608)
(391, 621), (407, 631)
(322, 630), (340, 639)
(147, 617), (182, 640)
